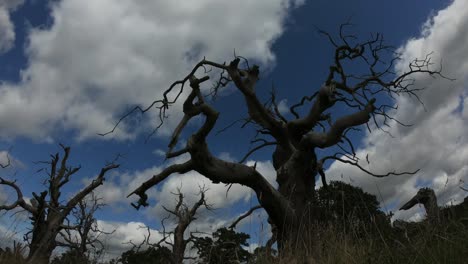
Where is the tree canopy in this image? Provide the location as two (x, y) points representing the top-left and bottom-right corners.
(119, 246), (173, 264)
(191, 227), (251, 264)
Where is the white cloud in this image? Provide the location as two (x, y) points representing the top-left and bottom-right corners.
(0, 0), (23, 53)
(88, 165), (162, 205)
(245, 243), (260, 253)
(138, 159), (276, 242)
(0, 0), (304, 141)
(152, 149), (166, 157)
(0, 150), (10, 168)
(0, 150), (24, 171)
(277, 99), (289, 116)
(324, 0), (468, 221)
(93, 220), (166, 261)
(94, 216), (256, 261)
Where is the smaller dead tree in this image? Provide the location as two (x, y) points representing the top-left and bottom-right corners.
(56, 192), (115, 263)
(0, 145), (119, 264)
(126, 186), (212, 264)
(162, 187), (213, 264)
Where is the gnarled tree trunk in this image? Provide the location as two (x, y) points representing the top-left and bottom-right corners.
(0, 145), (118, 264)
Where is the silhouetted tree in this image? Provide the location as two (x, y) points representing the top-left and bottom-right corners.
(107, 25), (448, 255)
(191, 227), (251, 264)
(50, 248), (92, 264)
(316, 181), (388, 231)
(56, 192), (114, 263)
(162, 187), (213, 263)
(121, 187), (211, 264)
(0, 145), (119, 264)
(120, 246), (172, 264)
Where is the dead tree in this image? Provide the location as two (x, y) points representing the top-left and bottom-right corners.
(400, 188), (440, 224)
(107, 26), (448, 254)
(56, 192), (114, 262)
(400, 187), (468, 225)
(0, 145), (119, 264)
(126, 187), (211, 264)
(162, 187), (212, 264)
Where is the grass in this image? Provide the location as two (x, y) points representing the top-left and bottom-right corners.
(0, 241), (27, 264)
(2, 220), (468, 263)
(252, 220), (468, 264)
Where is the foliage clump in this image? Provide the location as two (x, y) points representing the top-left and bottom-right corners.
(119, 246), (172, 264)
(316, 181), (391, 235)
(191, 227), (251, 264)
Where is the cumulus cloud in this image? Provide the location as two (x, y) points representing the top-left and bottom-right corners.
(0, 0), (23, 53)
(0, 149), (25, 170)
(135, 159), (276, 244)
(324, 0), (468, 221)
(81, 220), (165, 260)
(85, 164), (161, 206)
(0, 150), (10, 168)
(0, 0), (304, 141)
(92, 217), (260, 261)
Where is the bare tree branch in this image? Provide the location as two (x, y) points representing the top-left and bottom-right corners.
(128, 160), (194, 209)
(229, 205), (262, 229)
(0, 177), (36, 213)
(1, 145), (119, 264)
(321, 155), (419, 178)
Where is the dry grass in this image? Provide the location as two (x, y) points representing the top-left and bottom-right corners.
(2, 221), (468, 263)
(253, 220), (468, 264)
(0, 241), (27, 264)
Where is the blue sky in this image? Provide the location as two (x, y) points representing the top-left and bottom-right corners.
(1, 0), (467, 260)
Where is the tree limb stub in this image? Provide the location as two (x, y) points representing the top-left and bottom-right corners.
(128, 161), (194, 209)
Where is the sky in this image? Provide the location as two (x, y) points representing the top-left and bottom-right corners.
(0, 0), (466, 260)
